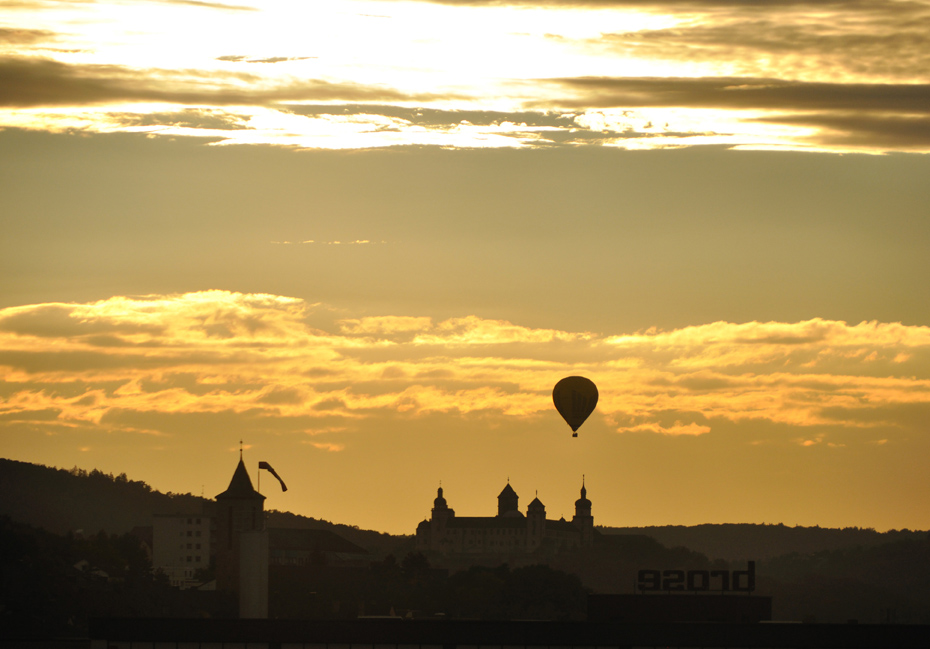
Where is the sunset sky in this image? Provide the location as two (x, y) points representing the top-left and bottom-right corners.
(2, 0), (930, 535)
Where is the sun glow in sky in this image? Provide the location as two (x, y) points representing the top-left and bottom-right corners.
(4, 0), (930, 152)
(2, 0), (930, 534)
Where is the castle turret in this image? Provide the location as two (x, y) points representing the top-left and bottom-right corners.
(416, 486), (457, 553)
(433, 486), (453, 516)
(498, 482), (519, 517)
(526, 494), (546, 551)
(571, 478), (594, 547)
(497, 481), (520, 516)
(431, 486), (455, 548)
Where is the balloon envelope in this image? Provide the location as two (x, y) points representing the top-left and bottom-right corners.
(552, 376), (598, 436)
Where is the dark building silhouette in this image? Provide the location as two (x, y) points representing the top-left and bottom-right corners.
(209, 455), (368, 616)
(152, 513), (212, 588)
(416, 480), (595, 554)
(215, 455), (266, 593)
(268, 527), (368, 567)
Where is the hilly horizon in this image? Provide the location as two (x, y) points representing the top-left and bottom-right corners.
(3, 457), (924, 562)
(0, 457), (409, 557)
(6, 456), (930, 625)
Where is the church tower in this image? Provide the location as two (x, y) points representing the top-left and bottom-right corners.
(215, 454), (266, 593)
(571, 478), (594, 547)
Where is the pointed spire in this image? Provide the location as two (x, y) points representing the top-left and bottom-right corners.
(216, 456), (265, 501)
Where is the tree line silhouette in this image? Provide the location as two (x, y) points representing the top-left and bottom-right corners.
(2, 458), (929, 630)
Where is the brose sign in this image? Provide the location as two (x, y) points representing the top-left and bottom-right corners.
(637, 561), (755, 593)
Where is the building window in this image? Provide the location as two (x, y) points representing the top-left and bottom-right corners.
(195, 531), (201, 537)
(196, 543), (201, 550)
(187, 556), (192, 562)
(196, 518), (201, 524)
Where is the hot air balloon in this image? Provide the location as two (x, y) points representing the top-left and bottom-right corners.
(552, 376), (598, 437)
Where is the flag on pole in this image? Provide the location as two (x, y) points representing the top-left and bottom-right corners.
(258, 461), (287, 492)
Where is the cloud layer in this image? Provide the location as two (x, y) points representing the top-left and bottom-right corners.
(3, 291), (928, 447)
(1, 0), (928, 151)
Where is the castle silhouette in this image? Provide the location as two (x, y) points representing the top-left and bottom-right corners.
(416, 481), (594, 554)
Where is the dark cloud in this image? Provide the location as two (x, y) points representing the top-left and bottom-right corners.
(0, 305), (164, 338)
(0, 0), (254, 10)
(595, 12), (930, 81)
(668, 374), (740, 391)
(256, 387), (304, 405)
(0, 380), (128, 400)
(818, 402), (930, 432)
(734, 332), (829, 345)
(109, 108), (251, 131)
(83, 334), (145, 348)
(0, 408), (61, 422)
(367, 0), (905, 7)
(312, 397), (347, 411)
(96, 407), (353, 438)
(0, 28), (57, 44)
(156, 0), (257, 10)
(139, 373), (258, 396)
(285, 103), (575, 128)
(217, 55), (315, 63)
(550, 76), (930, 114)
(0, 56), (432, 108)
(609, 408), (712, 430)
(755, 113), (930, 150)
(607, 19), (930, 56)
(321, 379), (524, 397)
(304, 367), (340, 378)
(543, 75), (930, 148)
(0, 349), (249, 373)
(0, 350), (159, 373)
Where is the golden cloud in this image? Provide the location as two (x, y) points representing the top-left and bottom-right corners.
(306, 441), (345, 452)
(2, 293), (929, 445)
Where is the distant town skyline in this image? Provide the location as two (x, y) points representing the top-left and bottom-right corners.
(2, 0), (930, 535)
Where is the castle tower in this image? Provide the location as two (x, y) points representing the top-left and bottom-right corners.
(571, 478), (594, 548)
(432, 486), (454, 518)
(215, 455), (266, 593)
(429, 486), (455, 551)
(498, 482), (519, 517)
(526, 494), (546, 551)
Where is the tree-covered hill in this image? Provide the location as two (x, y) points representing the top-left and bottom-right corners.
(600, 523), (927, 562)
(4, 458), (930, 624)
(0, 458), (409, 556)
(0, 458), (204, 535)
